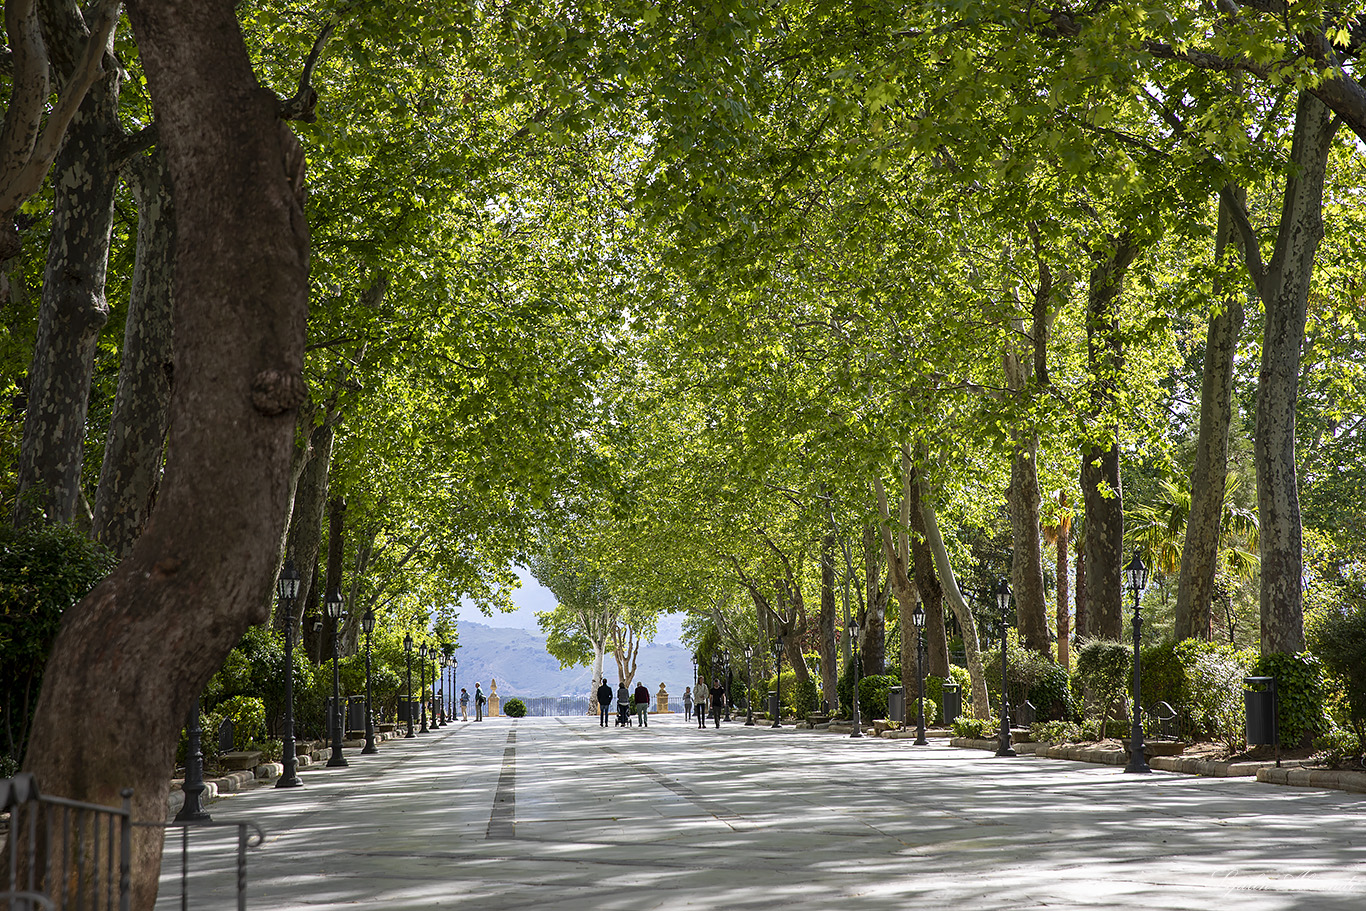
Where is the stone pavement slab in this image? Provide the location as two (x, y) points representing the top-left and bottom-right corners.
(157, 714), (1366, 910)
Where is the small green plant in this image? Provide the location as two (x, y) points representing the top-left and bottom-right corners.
(216, 696), (267, 751)
(504, 698), (527, 717)
(858, 674), (899, 719)
(244, 739), (283, 763)
(950, 716), (998, 739)
(1031, 720), (1083, 743)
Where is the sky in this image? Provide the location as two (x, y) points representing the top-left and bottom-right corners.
(467, 566), (685, 646)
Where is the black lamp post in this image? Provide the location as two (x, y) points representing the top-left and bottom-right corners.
(325, 590), (348, 768)
(912, 603), (928, 745)
(742, 644), (755, 726)
(452, 657), (458, 721)
(1124, 551), (1152, 774)
(849, 618), (863, 738)
(717, 651), (732, 721)
(772, 637), (783, 728)
(276, 560), (303, 787)
(995, 577), (1016, 757)
(418, 643), (429, 733)
(175, 698), (212, 822)
(403, 632), (415, 738)
(361, 609), (378, 754)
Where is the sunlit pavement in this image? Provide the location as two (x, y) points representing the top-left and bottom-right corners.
(157, 713), (1366, 910)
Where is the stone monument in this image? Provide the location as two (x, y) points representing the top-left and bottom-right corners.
(488, 678), (501, 717)
(656, 683), (670, 713)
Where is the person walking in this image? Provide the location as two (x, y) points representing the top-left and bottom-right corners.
(633, 681), (651, 727)
(459, 687), (469, 721)
(596, 678), (613, 727)
(683, 686), (692, 720)
(475, 682), (485, 722)
(695, 685), (708, 729)
(709, 678), (726, 728)
(616, 680), (631, 727)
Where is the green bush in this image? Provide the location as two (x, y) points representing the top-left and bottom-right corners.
(982, 633), (1074, 720)
(1076, 639), (1130, 729)
(925, 666), (973, 722)
(504, 698), (527, 718)
(793, 676), (818, 717)
(858, 674), (899, 719)
(1184, 641), (1248, 751)
(1031, 720), (1084, 743)
(905, 697), (938, 728)
(216, 695), (267, 751)
(951, 716), (997, 739)
(1248, 652), (1333, 748)
(1307, 603), (1366, 750)
(0, 523), (115, 770)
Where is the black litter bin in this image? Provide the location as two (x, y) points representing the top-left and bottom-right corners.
(1244, 676), (1278, 746)
(347, 696), (366, 734)
(943, 683), (962, 726)
(767, 690), (779, 719)
(888, 686), (905, 723)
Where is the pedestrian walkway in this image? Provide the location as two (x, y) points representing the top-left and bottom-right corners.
(159, 713), (1366, 910)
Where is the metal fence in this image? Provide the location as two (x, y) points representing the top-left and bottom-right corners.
(2, 775), (262, 911)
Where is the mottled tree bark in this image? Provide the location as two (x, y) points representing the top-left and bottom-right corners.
(91, 148), (175, 556)
(1222, 94), (1338, 655)
(907, 468), (949, 677)
(1007, 436), (1050, 653)
(1081, 234), (1138, 640)
(22, 3), (310, 909)
(818, 531), (838, 712)
(1055, 504), (1071, 666)
(1174, 191), (1244, 641)
(12, 12), (121, 528)
(1074, 535), (1087, 640)
(861, 523), (886, 675)
(280, 419), (334, 636)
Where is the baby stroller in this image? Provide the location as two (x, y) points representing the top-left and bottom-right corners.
(616, 700), (633, 726)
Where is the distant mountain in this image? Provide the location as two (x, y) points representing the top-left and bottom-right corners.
(451, 621), (698, 702)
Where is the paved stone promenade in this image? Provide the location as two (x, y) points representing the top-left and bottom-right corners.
(159, 713), (1366, 910)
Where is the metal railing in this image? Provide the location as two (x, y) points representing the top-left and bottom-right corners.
(2, 776), (263, 911)
(1, 774), (131, 911)
(141, 820), (263, 911)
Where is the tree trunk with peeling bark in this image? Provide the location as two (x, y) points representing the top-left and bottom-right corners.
(1174, 191), (1244, 642)
(818, 531), (838, 712)
(917, 488), (991, 718)
(907, 469), (949, 677)
(12, 33), (121, 528)
(861, 523), (886, 675)
(21, 4), (310, 908)
(91, 148), (175, 556)
(1081, 234), (1138, 640)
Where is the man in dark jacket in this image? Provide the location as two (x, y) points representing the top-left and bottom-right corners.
(709, 679), (726, 728)
(616, 681), (631, 726)
(596, 678), (613, 727)
(633, 681), (651, 727)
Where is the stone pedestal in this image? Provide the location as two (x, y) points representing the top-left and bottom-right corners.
(488, 679), (501, 717)
(656, 683), (670, 713)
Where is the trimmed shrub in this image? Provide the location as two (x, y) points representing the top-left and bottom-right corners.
(1248, 652), (1333, 748)
(1184, 641), (1249, 751)
(951, 716), (997, 739)
(925, 666), (973, 723)
(1031, 720), (1084, 743)
(983, 633), (1074, 720)
(217, 696), (267, 751)
(905, 698), (938, 728)
(1076, 639), (1130, 729)
(504, 698), (527, 717)
(858, 674), (899, 719)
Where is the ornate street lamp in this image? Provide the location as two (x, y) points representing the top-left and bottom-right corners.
(276, 560), (303, 787)
(175, 697), (212, 823)
(403, 632), (415, 738)
(325, 590), (348, 767)
(452, 657), (459, 721)
(912, 603), (928, 745)
(849, 618), (863, 738)
(742, 644), (755, 726)
(418, 642), (430, 733)
(772, 637), (784, 728)
(361, 609), (378, 754)
(1124, 551), (1152, 774)
(995, 577), (1016, 757)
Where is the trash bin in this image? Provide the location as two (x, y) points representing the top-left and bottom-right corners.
(943, 683), (961, 726)
(767, 690), (779, 719)
(397, 697), (420, 723)
(888, 686), (905, 723)
(1245, 676), (1278, 746)
(347, 696), (367, 734)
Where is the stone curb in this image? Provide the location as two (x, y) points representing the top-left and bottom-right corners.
(1257, 766), (1366, 793)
